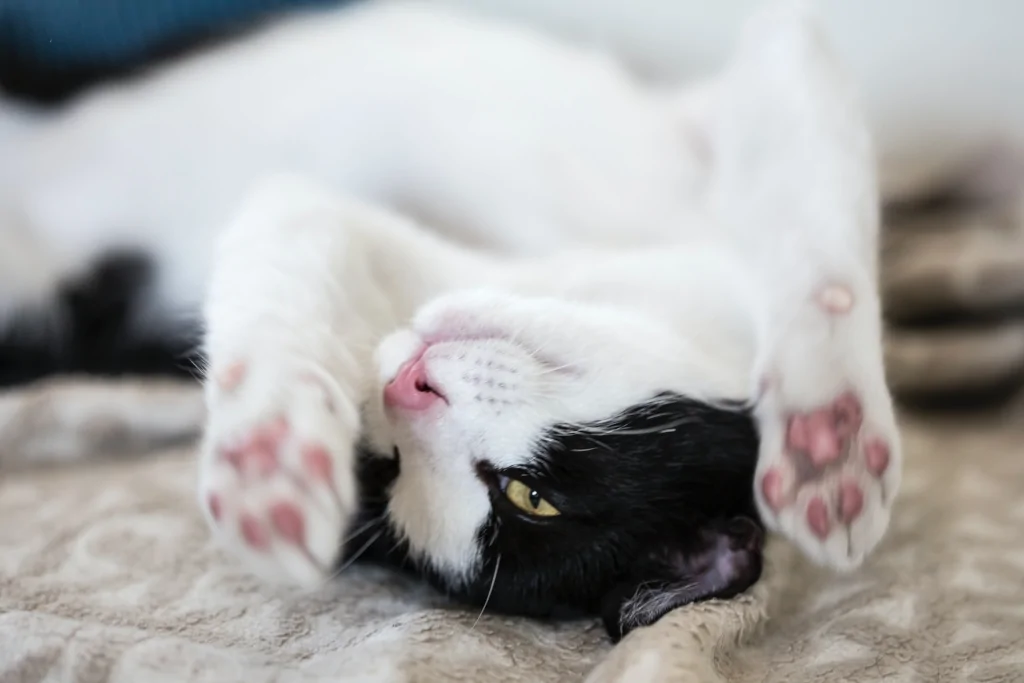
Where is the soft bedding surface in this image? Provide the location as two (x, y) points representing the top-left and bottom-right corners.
(3, 195), (1024, 682)
(1, 386), (1022, 682)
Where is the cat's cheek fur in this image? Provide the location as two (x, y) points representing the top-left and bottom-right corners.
(375, 332), (568, 583)
(384, 445), (492, 583)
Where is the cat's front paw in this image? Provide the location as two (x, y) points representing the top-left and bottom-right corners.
(198, 362), (358, 585)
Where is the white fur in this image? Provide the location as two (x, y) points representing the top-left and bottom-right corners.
(196, 2), (900, 587)
(0, 1), (708, 328)
(434, 0), (1024, 201)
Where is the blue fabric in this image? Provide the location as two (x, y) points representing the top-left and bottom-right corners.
(0, 0), (358, 66)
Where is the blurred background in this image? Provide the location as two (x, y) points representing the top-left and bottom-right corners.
(3, 0), (1024, 408)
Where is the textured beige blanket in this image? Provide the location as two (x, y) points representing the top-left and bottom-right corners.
(2, 389), (1022, 682)
(3, 195), (1024, 682)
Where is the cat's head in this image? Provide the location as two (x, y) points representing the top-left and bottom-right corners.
(361, 289), (763, 641)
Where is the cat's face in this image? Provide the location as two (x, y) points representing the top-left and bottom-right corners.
(363, 290), (764, 640)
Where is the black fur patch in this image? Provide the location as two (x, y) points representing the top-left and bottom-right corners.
(345, 393), (763, 641)
(0, 251), (200, 386)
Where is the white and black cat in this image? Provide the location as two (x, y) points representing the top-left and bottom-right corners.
(0, 2), (900, 640)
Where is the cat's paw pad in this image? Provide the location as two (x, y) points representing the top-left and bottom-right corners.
(756, 391), (899, 570)
(199, 369), (356, 585)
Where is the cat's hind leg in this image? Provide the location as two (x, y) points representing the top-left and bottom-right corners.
(752, 271), (898, 571)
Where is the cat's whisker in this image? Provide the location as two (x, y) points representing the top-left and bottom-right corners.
(509, 325), (575, 375)
(387, 535), (407, 556)
(523, 333), (558, 361)
(532, 360), (577, 377)
(470, 554), (501, 632)
(342, 514), (386, 546)
(578, 416), (704, 437)
(380, 514), (410, 557)
(487, 517), (502, 547)
(332, 527), (386, 577)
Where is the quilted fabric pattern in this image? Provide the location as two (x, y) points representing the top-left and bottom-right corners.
(1, 386), (1023, 682)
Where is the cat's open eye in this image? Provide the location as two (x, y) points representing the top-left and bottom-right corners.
(504, 479), (561, 517)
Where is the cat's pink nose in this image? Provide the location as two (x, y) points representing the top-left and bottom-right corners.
(384, 351), (445, 411)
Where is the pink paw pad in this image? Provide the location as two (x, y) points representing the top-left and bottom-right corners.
(302, 445), (334, 482)
(832, 393), (863, 438)
(785, 392), (863, 469)
(838, 479), (864, 523)
(240, 514), (270, 550)
(761, 467), (789, 512)
(221, 418), (290, 476)
(208, 494), (223, 521)
(217, 361), (248, 392)
(864, 439), (891, 476)
(818, 284), (854, 314)
(806, 496), (831, 539)
(269, 502), (306, 546)
(787, 413), (840, 467)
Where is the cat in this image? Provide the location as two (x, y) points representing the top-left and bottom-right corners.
(0, 2), (900, 639)
(195, 4), (899, 641)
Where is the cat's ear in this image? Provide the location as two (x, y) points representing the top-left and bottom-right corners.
(674, 1), (879, 262)
(600, 517), (764, 642)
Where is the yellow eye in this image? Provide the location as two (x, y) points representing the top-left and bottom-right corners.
(504, 479), (561, 517)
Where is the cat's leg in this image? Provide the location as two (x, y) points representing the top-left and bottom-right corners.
(197, 174), (486, 585)
(751, 267), (897, 572)
(701, 5), (900, 570)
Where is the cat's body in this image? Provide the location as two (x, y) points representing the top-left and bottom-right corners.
(0, 2), (706, 352)
(0, 2), (900, 639)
